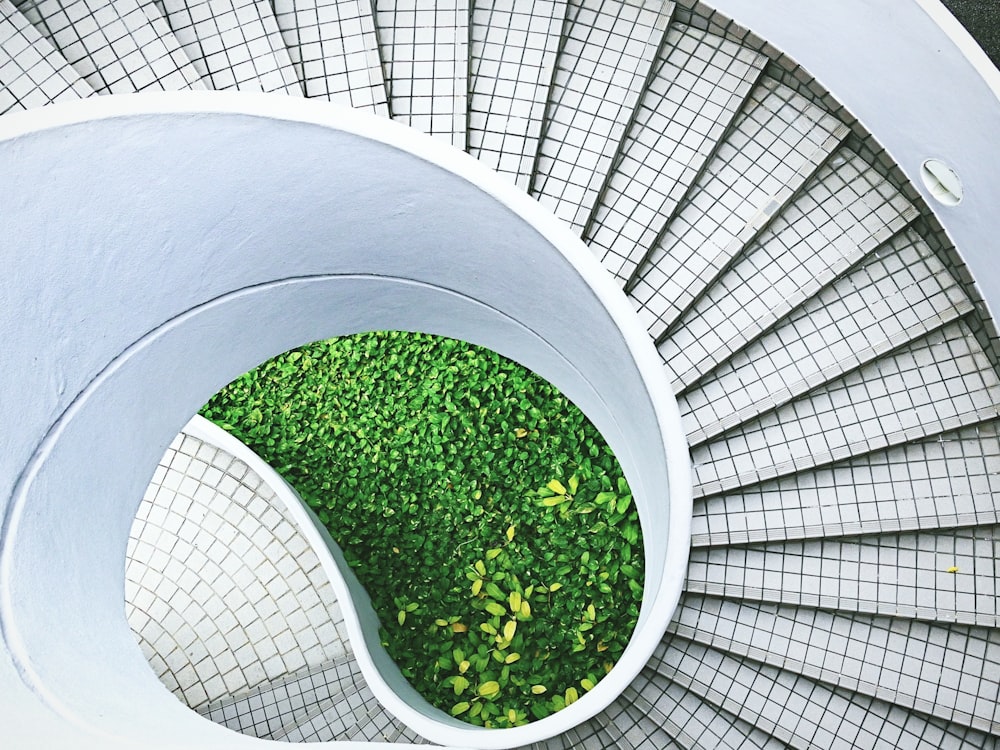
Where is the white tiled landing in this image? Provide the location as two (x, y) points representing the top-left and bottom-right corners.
(125, 428), (349, 710)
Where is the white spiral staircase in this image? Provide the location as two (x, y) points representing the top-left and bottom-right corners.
(0, 1), (998, 748)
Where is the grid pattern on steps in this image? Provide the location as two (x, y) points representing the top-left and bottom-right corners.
(529, 0), (673, 232)
(692, 420), (1000, 546)
(125, 430), (349, 709)
(272, 0), (389, 111)
(620, 680), (784, 750)
(679, 230), (972, 443)
(13, 0), (206, 93)
(626, 77), (846, 335)
(659, 167), (919, 393)
(586, 22), (766, 282)
(684, 525), (1000, 626)
(692, 321), (1000, 495)
(0, 0), (92, 113)
(670, 594), (1000, 735)
(157, 0), (302, 93)
(605, 696), (685, 749)
(199, 656), (364, 738)
(374, 0), (469, 147)
(651, 637), (995, 750)
(274, 676), (374, 741)
(467, 0), (566, 190)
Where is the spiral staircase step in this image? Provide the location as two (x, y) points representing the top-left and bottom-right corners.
(586, 22), (767, 283)
(467, 0), (567, 189)
(12, 0), (206, 92)
(684, 524), (1000, 627)
(373, 0), (469, 148)
(625, 76), (846, 333)
(530, 0), (674, 232)
(650, 636), (994, 749)
(691, 419), (1000, 546)
(0, 0), (93, 113)
(156, 0), (302, 93)
(272, 0), (389, 112)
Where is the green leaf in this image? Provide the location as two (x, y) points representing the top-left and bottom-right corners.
(453, 676), (470, 695)
(451, 701), (470, 716)
(478, 681), (500, 698)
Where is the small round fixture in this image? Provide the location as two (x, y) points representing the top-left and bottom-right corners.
(920, 158), (964, 206)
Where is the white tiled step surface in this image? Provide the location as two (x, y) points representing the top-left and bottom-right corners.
(374, 0), (469, 147)
(530, 0), (674, 232)
(467, 0), (567, 189)
(684, 525), (1000, 626)
(586, 22), (767, 283)
(670, 594), (1000, 735)
(617, 681), (784, 750)
(658, 166), (919, 392)
(200, 654), (361, 737)
(13, 0), (206, 92)
(692, 321), (1000, 495)
(679, 230), (972, 444)
(626, 76), (846, 335)
(157, 0), (302, 93)
(692, 419), (1000, 546)
(126, 429), (350, 709)
(273, 0), (389, 112)
(0, 0), (92, 113)
(650, 636), (994, 750)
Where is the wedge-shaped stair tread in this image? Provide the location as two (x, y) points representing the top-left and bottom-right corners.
(685, 525), (1000, 626)
(597, 692), (685, 749)
(692, 420), (1000, 546)
(681, 230), (971, 443)
(374, 0), (469, 147)
(468, 0), (566, 189)
(530, 0), (674, 231)
(627, 77), (847, 336)
(158, 0), (302, 93)
(671, 594), (1000, 735)
(0, 0), (92, 113)
(692, 321), (1000, 494)
(659, 171), (919, 392)
(14, 0), (205, 92)
(273, 679), (376, 741)
(619, 679), (787, 749)
(651, 636), (994, 749)
(272, 0), (389, 112)
(586, 22), (767, 282)
(199, 655), (363, 738)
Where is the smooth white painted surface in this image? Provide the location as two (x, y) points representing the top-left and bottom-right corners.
(0, 95), (690, 749)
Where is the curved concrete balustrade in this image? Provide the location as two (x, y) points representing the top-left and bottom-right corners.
(0, 96), (690, 749)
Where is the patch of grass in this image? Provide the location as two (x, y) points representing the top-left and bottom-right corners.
(200, 331), (643, 727)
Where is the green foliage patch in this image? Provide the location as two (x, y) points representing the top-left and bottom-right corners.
(200, 331), (643, 727)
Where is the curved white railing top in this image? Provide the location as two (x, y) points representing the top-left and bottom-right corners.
(0, 95), (690, 749)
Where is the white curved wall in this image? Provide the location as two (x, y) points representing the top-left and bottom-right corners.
(0, 97), (689, 748)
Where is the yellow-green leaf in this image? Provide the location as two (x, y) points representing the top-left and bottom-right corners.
(397, 610), (406, 626)
(485, 601), (507, 617)
(478, 681), (500, 698)
(503, 619), (517, 642)
(541, 495), (566, 507)
(434, 618), (449, 627)
(459, 660), (470, 674)
(519, 600), (532, 618)
(451, 622), (468, 633)
(547, 479), (567, 495)
(531, 685), (547, 695)
(471, 579), (483, 596)
(568, 475), (580, 494)
(451, 701), (470, 716)
(586, 603), (596, 621)
(486, 547), (503, 560)
(581, 678), (596, 691)
(509, 590), (522, 613)
(474, 560), (486, 576)
(549, 582), (563, 592)
(514, 427), (528, 438)
(453, 675), (469, 695)
(504, 652), (520, 664)
(506, 525), (516, 542)
(565, 687), (579, 705)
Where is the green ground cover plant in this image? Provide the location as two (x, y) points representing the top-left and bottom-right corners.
(200, 331), (643, 728)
